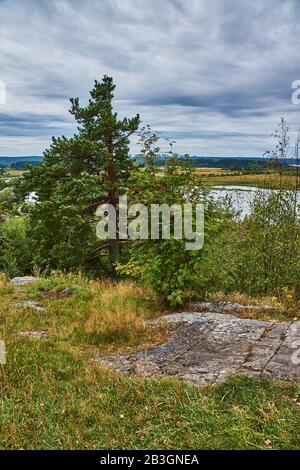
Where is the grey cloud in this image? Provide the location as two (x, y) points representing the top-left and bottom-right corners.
(0, 112), (71, 137)
(0, 0), (300, 156)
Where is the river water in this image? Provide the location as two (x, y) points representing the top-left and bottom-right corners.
(211, 185), (300, 219)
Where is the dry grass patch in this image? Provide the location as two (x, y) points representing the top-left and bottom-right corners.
(203, 172), (298, 189)
(0, 274), (168, 353)
(194, 167), (235, 176)
(83, 280), (165, 347)
(0, 272), (9, 290)
(211, 291), (280, 307)
(207, 291), (298, 321)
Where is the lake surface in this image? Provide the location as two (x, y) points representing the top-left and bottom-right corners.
(211, 185), (300, 218)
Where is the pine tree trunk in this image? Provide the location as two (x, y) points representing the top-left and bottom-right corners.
(108, 160), (119, 275)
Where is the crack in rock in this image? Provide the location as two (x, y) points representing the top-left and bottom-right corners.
(259, 322), (294, 377)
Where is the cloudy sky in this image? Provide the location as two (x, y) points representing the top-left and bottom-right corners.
(1, 0), (300, 156)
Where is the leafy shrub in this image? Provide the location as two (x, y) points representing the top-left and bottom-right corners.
(0, 217), (33, 277)
(117, 154), (229, 306)
(206, 190), (300, 298)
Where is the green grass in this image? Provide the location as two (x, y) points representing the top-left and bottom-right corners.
(1, 274), (300, 450)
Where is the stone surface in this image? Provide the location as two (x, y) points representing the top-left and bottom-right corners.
(15, 301), (46, 312)
(10, 276), (40, 286)
(41, 287), (74, 300)
(18, 330), (50, 340)
(96, 310), (300, 386)
(193, 301), (274, 313)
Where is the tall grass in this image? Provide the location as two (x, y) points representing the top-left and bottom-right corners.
(0, 273), (164, 350)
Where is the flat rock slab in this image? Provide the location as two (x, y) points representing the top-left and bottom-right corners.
(18, 330), (50, 340)
(15, 301), (46, 312)
(194, 301), (274, 313)
(10, 276), (40, 286)
(96, 311), (300, 386)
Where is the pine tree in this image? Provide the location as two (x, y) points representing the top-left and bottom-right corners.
(18, 76), (140, 273)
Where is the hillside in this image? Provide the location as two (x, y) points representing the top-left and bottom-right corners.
(1, 273), (300, 450)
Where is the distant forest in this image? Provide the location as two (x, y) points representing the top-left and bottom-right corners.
(134, 155), (298, 173)
(0, 155), (298, 173)
(0, 156), (42, 172)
